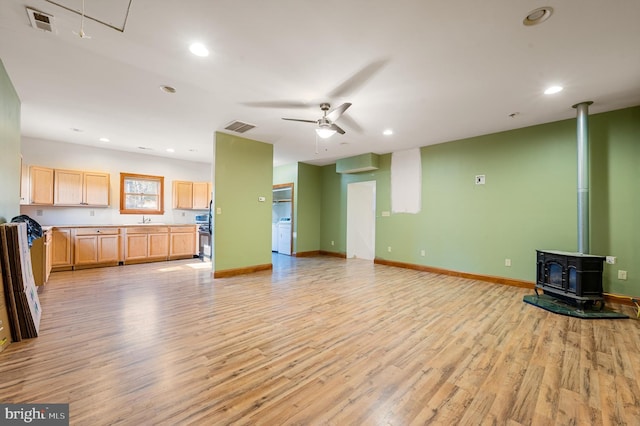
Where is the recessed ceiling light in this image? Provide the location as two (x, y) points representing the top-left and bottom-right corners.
(523, 7), (553, 26)
(99, 137), (110, 142)
(189, 42), (209, 57)
(544, 85), (563, 95)
(160, 85), (176, 94)
(383, 129), (393, 136)
(166, 148), (175, 153)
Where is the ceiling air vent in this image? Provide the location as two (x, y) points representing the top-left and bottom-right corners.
(224, 120), (256, 134)
(26, 7), (56, 33)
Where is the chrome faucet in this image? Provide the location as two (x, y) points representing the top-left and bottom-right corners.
(142, 215), (151, 224)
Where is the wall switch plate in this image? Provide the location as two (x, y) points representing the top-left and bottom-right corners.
(216, 207), (222, 214)
(475, 175), (486, 185)
(331, 240), (334, 246)
(505, 258), (511, 267)
(606, 256), (616, 264)
(258, 196), (266, 202)
(89, 210), (95, 217)
(420, 250), (426, 256)
(618, 270), (628, 280)
(381, 211), (390, 217)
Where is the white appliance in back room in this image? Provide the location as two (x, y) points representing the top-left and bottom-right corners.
(277, 217), (292, 255)
(272, 223), (278, 252)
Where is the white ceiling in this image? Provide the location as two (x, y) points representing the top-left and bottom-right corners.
(1, 0), (639, 167)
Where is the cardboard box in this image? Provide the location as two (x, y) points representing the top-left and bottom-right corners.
(0, 304), (12, 352)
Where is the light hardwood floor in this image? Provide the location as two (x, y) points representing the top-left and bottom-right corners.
(1, 255), (639, 425)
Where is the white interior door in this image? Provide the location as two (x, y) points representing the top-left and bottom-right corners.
(347, 181), (376, 260)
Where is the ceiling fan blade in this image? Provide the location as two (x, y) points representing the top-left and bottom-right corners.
(282, 118), (317, 124)
(327, 58), (388, 98)
(330, 123), (346, 135)
(337, 114), (363, 133)
(244, 100), (310, 109)
(326, 103), (352, 122)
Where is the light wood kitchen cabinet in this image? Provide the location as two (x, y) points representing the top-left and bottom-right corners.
(124, 233), (148, 261)
(173, 181), (193, 209)
(51, 228), (73, 271)
(55, 169), (110, 206)
(173, 181), (211, 210)
(123, 226), (169, 264)
(73, 228), (120, 267)
(30, 166), (54, 205)
(46, 225), (197, 271)
(169, 226), (198, 259)
(149, 232), (170, 259)
(31, 228), (52, 285)
(192, 182), (211, 209)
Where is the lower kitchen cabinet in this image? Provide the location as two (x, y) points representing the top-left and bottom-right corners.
(51, 228), (73, 271)
(73, 228), (120, 268)
(169, 226), (198, 259)
(148, 232), (170, 259)
(123, 227), (170, 264)
(48, 225), (197, 271)
(31, 228), (52, 285)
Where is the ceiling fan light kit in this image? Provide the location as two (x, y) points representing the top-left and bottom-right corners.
(316, 126), (337, 139)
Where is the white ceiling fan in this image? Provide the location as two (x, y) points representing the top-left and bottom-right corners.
(72, 0), (91, 39)
(244, 59), (388, 140)
(282, 102), (351, 139)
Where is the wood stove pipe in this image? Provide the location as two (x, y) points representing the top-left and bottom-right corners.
(572, 101), (593, 254)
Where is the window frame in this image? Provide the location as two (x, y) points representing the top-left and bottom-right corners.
(119, 172), (165, 215)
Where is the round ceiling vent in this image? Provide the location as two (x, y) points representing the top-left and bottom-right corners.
(523, 7), (553, 26)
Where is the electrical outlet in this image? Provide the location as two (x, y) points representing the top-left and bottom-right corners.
(618, 270), (628, 280)
(420, 250), (426, 257)
(181, 212), (186, 217)
(36, 209), (43, 216)
(216, 207), (222, 214)
(606, 256), (616, 264)
(89, 210), (95, 217)
(387, 246), (392, 252)
(331, 240), (334, 246)
(381, 211), (391, 217)
(505, 258), (511, 267)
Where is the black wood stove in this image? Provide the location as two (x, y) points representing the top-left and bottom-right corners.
(535, 250), (606, 310)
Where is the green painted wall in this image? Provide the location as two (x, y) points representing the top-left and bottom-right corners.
(296, 163), (321, 253)
(273, 162), (322, 254)
(214, 132), (273, 272)
(0, 59), (21, 224)
(273, 163), (297, 185)
(590, 107), (640, 296)
(320, 106), (640, 296)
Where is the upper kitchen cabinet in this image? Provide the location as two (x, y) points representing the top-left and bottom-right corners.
(173, 181), (193, 209)
(29, 166), (54, 205)
(192, 182), (211, 209)
(54, 169), (110, 206)
(173, 181), (211, 210)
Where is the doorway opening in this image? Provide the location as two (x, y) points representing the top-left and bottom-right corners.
(273, 183), (294, 255)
